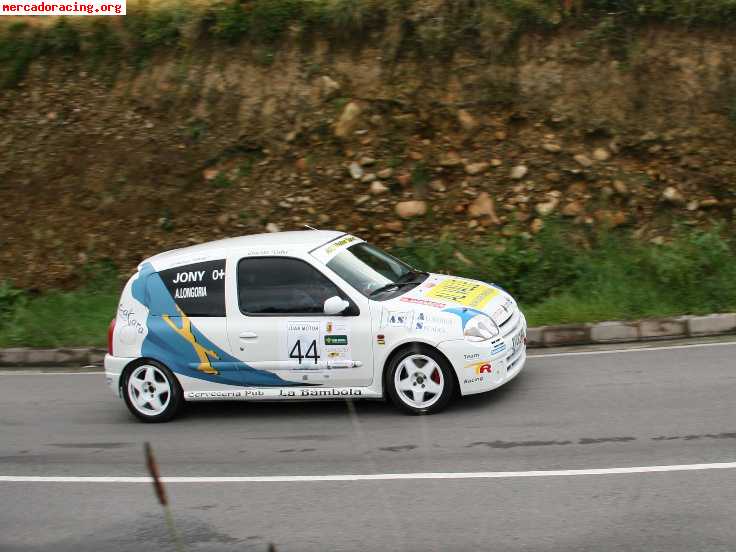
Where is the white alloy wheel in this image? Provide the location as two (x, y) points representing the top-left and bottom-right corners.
(127, 364), (172, 417)
(393, 354), (445, 410)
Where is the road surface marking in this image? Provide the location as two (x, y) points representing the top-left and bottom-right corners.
(1, 462), (735, 483)
(528, 340), (736, 359)
(0, 371), (103, 376)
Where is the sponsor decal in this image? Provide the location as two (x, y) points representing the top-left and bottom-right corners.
(186, 389), (266, 400)
(324, 335), (348, 346)
(244, 248), (289, 256)
(188, 391), (244, 399)
(414, 312), (425, 330)
(187, 387), (372, 401)
(323, 320), (351, 362)
(491, 341), (506, 356)
(381, 309), (414, 328)
(376, 334), (386, 345)
(465, 360), (493, 375)
(425, 279), (499, 309)
(413, 311), (454, 335)
(464, 352), (481, 361)
(279, 388), (363, 397)
(117, 303), (147, 346)
(159, 259), (226, 317)
(325, 236), (358, 255)
(463, 359), (507, 385)
(118, 305), (145, 335)
(399, 296), (447, 309)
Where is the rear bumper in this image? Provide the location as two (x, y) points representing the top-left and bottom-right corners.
(104, 354), (130, 398)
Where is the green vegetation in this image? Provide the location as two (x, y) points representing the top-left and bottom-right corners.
(3, 0), (736, 89)
(1, 225), (735, 347)
(0, 266), (120, 348)
(729, 96), (736, 126)
(394, 223), (736, 327)
(211, 172), (233, 188)
(410, 162), (431, 191)
(584, 0), (736, 25)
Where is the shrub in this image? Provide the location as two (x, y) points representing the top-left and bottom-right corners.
(393, 223), (736, 325)
(0, 282), (24, 320)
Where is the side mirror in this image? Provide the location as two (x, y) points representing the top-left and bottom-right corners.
(324, 296), (350, 315)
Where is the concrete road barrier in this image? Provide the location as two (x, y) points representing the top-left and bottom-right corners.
(1, 314), (735, 367)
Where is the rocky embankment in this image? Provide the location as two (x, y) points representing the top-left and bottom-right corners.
(1, 22), (735, 289)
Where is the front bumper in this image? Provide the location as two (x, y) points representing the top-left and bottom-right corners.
(104, 354), (130, 398)
(438, 311), (527, 396)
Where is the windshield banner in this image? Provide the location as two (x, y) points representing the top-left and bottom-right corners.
(310, 234), (364, 263)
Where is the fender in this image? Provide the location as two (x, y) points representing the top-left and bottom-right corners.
(378, 338), (457, 398)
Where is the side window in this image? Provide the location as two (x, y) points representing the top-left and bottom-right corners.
(238, 257), (345, 315)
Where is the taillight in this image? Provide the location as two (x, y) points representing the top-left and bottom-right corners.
(108, 317), (116, 356)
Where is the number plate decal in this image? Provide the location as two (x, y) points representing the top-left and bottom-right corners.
(283, 319), (352, 370)
(511, 328), (525, 353)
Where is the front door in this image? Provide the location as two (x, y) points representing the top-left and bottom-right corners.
(226, 255), (374, 388)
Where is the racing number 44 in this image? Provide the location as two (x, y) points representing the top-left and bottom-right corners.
(289, 339), (320, 364)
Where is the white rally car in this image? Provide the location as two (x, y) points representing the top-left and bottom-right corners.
(106, 230), (527, 422)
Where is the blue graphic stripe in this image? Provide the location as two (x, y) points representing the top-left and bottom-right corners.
(132, 262), (300, 387)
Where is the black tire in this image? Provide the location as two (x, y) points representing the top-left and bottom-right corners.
(385, 345), (455, 415)
(121, 360), (183, 423)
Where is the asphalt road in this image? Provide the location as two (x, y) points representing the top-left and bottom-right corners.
(1, 339), (735, 551)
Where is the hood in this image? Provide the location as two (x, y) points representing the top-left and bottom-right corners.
(382, 273), (516, 331)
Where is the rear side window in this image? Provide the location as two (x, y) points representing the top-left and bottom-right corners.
(157, 259), (227, 317)
(238, 257), (343, 315)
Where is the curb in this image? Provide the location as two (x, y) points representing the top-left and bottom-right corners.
(527, 313), (736, 348)
(0, 347), (107, 368)
(1, 313), (735, 368)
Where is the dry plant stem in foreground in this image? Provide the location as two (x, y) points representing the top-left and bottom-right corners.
(144, 442), (186, 552)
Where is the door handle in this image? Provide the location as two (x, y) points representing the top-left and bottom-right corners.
(239, 331), (258, 339)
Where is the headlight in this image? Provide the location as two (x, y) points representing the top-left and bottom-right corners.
(491, 298), (515, 326)
(463, 315), (499, 342)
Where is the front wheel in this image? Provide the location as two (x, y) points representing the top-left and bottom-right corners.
(386, 347), (455, 414)
(122, 361), (183, 423)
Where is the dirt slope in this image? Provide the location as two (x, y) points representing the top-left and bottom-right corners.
(1, 15), (735, 289)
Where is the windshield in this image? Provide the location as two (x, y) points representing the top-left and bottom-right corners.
(326, 242), (426, 299)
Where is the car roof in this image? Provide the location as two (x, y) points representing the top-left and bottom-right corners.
(141, 230), (346, 270)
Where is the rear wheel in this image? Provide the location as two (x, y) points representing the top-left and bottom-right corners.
(386, 347), (455, 414)
(122, 361), (183, 423)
